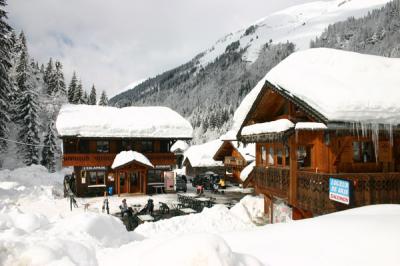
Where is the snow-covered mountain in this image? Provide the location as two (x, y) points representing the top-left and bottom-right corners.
(197, 0), (390, 66)
(110, 0), (391, 143)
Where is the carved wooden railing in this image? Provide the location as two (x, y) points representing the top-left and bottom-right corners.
(297, 171), (400, 215)
(254, 166), (290, 198)
(224, 156), (245, 167)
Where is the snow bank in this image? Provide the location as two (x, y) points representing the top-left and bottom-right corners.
(266, 48), (400, 124)
(111, 151), (153, 169)
(135, 204), (255, 238)
(242, 119), (294, 136)
(240, 162), (255, 182)
(184, 139), (224, 167)
(223, 204), (400, 266)
(56, 104), (193, 138)
(230, 195), (264, 224)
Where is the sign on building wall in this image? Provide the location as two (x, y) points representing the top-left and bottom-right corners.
(329, 177), (350, 205)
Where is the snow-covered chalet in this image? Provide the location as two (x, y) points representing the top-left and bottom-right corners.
(56, 104), (192, 197)
(236, 48), (400, 219)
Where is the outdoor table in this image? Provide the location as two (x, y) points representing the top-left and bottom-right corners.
(137, 214), (154, 223)
(196, 197), (210, 202)
(152, 185), (164, 194)
(179, 208), (196, 214)
(183, 193), (198, 198)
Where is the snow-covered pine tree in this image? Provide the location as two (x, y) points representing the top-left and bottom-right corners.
(41, 120), (57, 172)
(67, 72), (78, 103)
(44, 58), (54, 94)
(73, 80), (83, 104)
(89, 84), (97, 105)
(14, 40), (40, 165)
(99, 90), (108, 106)
(52, 61), (66, 96)
(0, 0), (13, 153)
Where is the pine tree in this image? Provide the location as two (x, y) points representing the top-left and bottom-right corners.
(41, 121), (57, 172)
(52, 61), (66, 96)
(89, 84), (97, 105)
(73, 80), (83, 104)
(67, 72), (78, 103)
(99, 90), (108, 106)
(0, 0), (13, 153)
(44, 58), (54, 93)
(14, 31), (40, 165)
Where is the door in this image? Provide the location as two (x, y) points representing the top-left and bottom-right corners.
(119, 172), (128, 193)
(129, 171), (141, 193)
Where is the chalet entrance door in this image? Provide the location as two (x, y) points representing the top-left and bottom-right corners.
(119, 172), (128, 194)
(129, 171), (141, 193)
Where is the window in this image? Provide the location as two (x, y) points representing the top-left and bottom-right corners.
(141, 141), (153, 153)
(268, 147), (274, 165)
(147, 169), (162, 183)
(79, 140), (89, 153)
(297, 145), (312, 168)
(261, 146), (266, 164)
(160, 141), (170, 153)
(96, 141), (109, 153)
(120, 140), (133, 151)
(277, 148), (283, 165)
(88, 171), (105, 185)
(353, 141), (375, 163)
(64, 139), (77, 153)
(285, 146), (290, 166)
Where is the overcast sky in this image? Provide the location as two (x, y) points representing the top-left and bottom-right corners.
(7, 0), (318, 97)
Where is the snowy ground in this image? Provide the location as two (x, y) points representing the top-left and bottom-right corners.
(1, 165), (400, 266)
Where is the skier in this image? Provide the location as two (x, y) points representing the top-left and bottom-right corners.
(102, 191), (110, 214)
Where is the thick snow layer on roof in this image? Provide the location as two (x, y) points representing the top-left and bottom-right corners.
(56, 104), (193, 138)
(234, 142), (256, 162)
(220, 130), (238, 141)
(266, 48), (400, 124)
(240, 161), (255, 182)
(111, 151), (153, 169)
(242, 119), (294, 136)
(295, 122), (327, 130)
(184, 140), (224, 168)
(170, 140), (189, 153)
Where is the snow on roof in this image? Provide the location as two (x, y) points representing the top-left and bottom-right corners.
(242, 119), (294, 136)
(56, 104), (193, 138)
(233, 48), (400, 135)
(184, 140), (224, 168)
(220, 130), (238, 141)
(240, 161), (255, 182)
(234, 142), (256, 162)
(295, 122), (327, 130)
(111, 151), (154, 169)
(266, 48), (400, 124)
(170, 140), (189, 153)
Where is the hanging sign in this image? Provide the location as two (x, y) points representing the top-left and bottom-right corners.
(329, 177), (350, 205)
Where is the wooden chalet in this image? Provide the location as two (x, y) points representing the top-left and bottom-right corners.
(56, 104), (193, 197)
(183, 140), (225, 177)
(213, 138), (255, 186)
(236, 48), (400, 219)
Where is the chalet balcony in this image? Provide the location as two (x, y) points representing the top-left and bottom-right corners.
(224, 156), (245, 167)
(255, 166), (400, 215)
(62, 152), (176, 167)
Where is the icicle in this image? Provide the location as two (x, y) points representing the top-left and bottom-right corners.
(371, 123), (379, 163)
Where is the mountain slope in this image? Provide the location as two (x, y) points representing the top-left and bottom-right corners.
(110, 0), (391, 144)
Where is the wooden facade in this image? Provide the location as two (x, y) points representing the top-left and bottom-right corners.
(238, 83), (400, 218)
(183, 160), (225, 178)
(213, 141), (254, 184)
(62, 137), (179, 197)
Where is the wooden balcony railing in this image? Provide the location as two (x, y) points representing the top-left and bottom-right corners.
(297, 171), (400, 215)
(63, 152), (176, 167)
(224, 156), (245, 167)
(254, 166), (290, 199)
(255, 166), (400, 216)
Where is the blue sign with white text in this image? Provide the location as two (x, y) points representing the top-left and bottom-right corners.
(329, 177), (350, 205)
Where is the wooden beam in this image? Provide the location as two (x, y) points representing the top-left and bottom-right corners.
(289, 135), (298, 206)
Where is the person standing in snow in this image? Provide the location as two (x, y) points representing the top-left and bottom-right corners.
(102, 191), (110, 214)
(119, 198), (128, 216)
